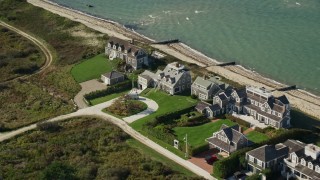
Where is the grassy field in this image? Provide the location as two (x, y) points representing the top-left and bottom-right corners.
(0, 117), (199, 179)
(0, 80), (73, 131)
(0, 0), (107, 129)
(126, 139), (196, 176)
(71, 54), (119, 83)
(173, 119), (236, 147)
(245, 131), (270, 143)
(0, 25), (44, 82)
(130, 89), (198, 131)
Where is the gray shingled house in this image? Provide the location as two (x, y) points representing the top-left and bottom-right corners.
(282, 141), (320, 180)
(246, 143), (289, 174)
(206, 124), (249, 155)
(105, 37), (150, 70)
(195, 86), (291, 129)
(191, 76), (231, 100)
(137, 62), (192, 95)
(101, 71), (125, 85)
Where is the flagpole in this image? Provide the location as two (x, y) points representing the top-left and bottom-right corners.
(185, 134), (188, 159)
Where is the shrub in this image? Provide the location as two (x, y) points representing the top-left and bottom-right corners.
(41, 162), (76, 180)
(153, 106), (196, 125)
(190, 94), (197, 99)
(177, 116), (209, 127)
(190, 143), (209, 156)
(84, 80), (132, 100)
(225, 114), (250, 127)
(37, 122), (61, 132)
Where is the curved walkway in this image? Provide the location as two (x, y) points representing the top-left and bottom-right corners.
(123, 97), (159, 123)
(0, 97), (214, 180)
(0, 21), (53, 83)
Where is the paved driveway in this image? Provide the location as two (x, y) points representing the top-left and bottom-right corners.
(74, 79), (106, 109)
(188, 148), (220, 174)
(123, 97), (159, 123)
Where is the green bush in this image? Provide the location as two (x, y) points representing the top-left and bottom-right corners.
(37, 122), (62, 132)
(213, 148), (250, 178)
(84, 80), (132, 100)
(225, 114), (250, 127)
(190, 143), (209, 156)
(177, 116), (209, 127)
(41, 162), (76, 180)
(153, 106), (196, 125)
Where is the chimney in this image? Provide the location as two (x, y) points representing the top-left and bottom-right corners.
(239, 126), (242, 133)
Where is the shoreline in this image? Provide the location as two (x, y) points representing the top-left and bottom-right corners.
(27, 0), (320, 119)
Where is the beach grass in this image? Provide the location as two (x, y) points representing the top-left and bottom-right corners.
(173, 119), (236, 147)
(126, 139), (196, 176)
(71, 54), (118, 83)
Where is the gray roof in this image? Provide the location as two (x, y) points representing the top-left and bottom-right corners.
(107, 37), (145, 58)
(283, 139), (306, 154)
(277, 95), (289, 104)
(220, 124), (245, 143)
(156, 62), (189, 87)
(206, 137), (236, 153)
(193, 77), (214, 89)
(102, 71), (124, 79)
(195, 101), (211, 111)
(139, 70), (157, 81)
(207, 104), (222, 112)
(247, 144), (289, 162)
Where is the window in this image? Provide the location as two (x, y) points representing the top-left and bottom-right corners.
(257, 160), (262, 167)
(272, 111), (275, 115)
(255, 102), (258, 106)
(139, 59), (143, 63)
(316, 165), (320, 173)
(249, 156), (254, 162)
(278, 113), (281, 117)
(236, 98), (240, 102)
(261, 107), (265, 111)
(301, 159), (306, 166)
(308, 162), (313, 170)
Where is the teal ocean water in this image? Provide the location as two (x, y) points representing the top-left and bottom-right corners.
(52, 0), (320, 94)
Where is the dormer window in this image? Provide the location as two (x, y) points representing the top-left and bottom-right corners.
(278, 113), (281, 117)
(316, 165), (320, 173)
(113, 45), (116, 49)
(301, 159), (306, 166)
(118, 47), (122, 51)
(124, 50), (127, 54)
(132, 52), (135, 56)
(308, 162), (314, 170)
(236, 98), (240, 102)
(108, 43), (111, 48)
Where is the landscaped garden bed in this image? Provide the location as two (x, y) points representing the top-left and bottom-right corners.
(105, 95), (147, 117)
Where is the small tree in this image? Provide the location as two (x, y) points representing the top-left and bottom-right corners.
(41, 162), (76, 180)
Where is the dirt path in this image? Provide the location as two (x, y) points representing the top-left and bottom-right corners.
(0, 21), (53, 83)
(0, 97), (214, 180)
(74, 79), (106, 108)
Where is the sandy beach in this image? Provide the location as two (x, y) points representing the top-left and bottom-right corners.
(28, 0), (320, 119)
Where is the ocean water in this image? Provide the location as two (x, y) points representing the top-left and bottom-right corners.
(52, 0), (320, 94)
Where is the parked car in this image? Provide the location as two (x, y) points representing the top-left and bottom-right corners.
(205, 155), (218, 165)
(233, 171), (246, 180)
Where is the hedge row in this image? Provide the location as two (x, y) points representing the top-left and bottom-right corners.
(177, 115), (210, 127)
(225, 114), (250, 127)
(190, 143), (209, 156)
(153, 106), (196, 125)
(84, 80), (132, 100)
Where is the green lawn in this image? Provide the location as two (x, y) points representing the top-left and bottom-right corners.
(89, 90), (130, 105)
(130, 89), (198, 131)
(173, 119), (236, 148)
(71, 54), (118, 83)
(129, 89), (198, 158)
(126, 139), (196, 176)
(246, 131), (270, 143)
